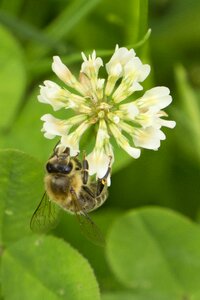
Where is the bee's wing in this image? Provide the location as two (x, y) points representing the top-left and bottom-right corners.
(30, 192), (62, 233)
(77, 212), (105, 247)
(71, 190), (105, 247)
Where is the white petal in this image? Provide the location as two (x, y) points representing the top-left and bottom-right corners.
(109, 47), (136, 65)
(113, 115), (120, 124)
(112, 58), (150, 103)
(124, 57), (150, 82)
(87, 149), (110, 178)
(113, 63), (123, 76)
(109, 123), (140, 159)
(92, 50), (96, 60)
(106, 62), (122, 77)
(97, 78), (105, 90)
(160, 119), (176, 128)
(133, 127), (166, 150)
(38, 80), (59, 104)
(80, 52), (103, 77)
(44, 132), (56, 139)
(137, 64), (151, 82)
(52, 56), (74, 86)
(60, 121), (90, 156)
(41, 114), (70, 138)
(119, 102), (139, 119)
(106, 46), (136, 77)
(137, 87), (172, 111)
(129, 81), (143, 92)
(159, 130), (166, 140)
(60, 134), (79, 156)
(124, 146), (141, 158)
(95, 119), (110, 148)
(95, 57), (104, 69)
(38, 80), (67, 111)
(40, 114), (52, 122)
(81, 52), (87, 61)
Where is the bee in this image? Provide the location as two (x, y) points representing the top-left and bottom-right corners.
(30, 146), (111, 246)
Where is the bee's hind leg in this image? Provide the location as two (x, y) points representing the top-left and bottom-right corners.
(82, 151), (89, 185)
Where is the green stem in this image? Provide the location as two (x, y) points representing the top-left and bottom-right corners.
(126, 0), (149, 46)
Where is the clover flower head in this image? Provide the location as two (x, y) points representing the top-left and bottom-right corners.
(38, 45), (176, 183)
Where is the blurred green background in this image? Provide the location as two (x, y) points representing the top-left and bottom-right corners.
(0, 0), (200, 217)
(0, 0), (200, 299)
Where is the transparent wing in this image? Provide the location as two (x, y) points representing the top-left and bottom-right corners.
(30, 192), (62, 233)
(71, 190), (105, 247)
(76, 212), (105, 247)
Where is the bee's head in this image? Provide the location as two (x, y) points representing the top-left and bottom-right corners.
(46, 153), (73, 174)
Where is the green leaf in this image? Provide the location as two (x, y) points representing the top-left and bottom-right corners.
(102, 292), (137, 300)
(0, 25), (26, 129)
(1, 235), (100, 300)
(54, 209), (122, 291)
(28, 0), (101, 58)
(174, 64), (200, 163)
(152, 0), (200, 51)
(107, 207), (200, 297)
(0, 11), (64, 52)
(0, 0), (23, 14)
(102, 291), (176, 300)
(125, 0), (148, 45)
(45, 0), (100, 42)
(0, 11), (61, 49)
(111, 149), (132, 174)
(28, 30), (151, 78)
(0, 149), (43, 246)
(0, 88), (57, 161)
(70, 0), (150, 52)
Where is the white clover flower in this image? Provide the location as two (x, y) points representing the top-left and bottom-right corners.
(41, 114), (87, 139)
(38, 45), (176, 180)
(38, 80), (68, 111)
(60, 121), (90, 157)
(86, 119), (113, 180)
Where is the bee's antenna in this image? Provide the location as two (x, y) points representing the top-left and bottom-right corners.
(74, 150), (80, 158)
(49, 140), (60, 159)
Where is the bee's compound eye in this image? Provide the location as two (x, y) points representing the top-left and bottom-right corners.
(46, 162), (54, 173)
(62, 162), (73, 174)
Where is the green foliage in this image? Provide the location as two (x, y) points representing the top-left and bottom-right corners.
(2, 235), (100, 300)
(106, 207), (200, 298)
(0, 0), (200, 298)
(174, 65), (200, 164)
(0, 150), (43, 246)
(53, 209), (123, 291)
(102, 291), (177, 300)
(2, 151), (200, 299)
(0, 150), (100, 300)
(0, 25), (26, 130)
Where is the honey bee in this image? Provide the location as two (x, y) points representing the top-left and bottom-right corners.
(30, 146), (111, 246)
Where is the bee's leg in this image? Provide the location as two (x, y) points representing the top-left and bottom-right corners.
(96, 156), (112, 196)
(70, 187), (81, 212)
(82, 152), (89, 185)
(49, 140), (61, 158)
(82, 185), (95, 197)
(50, 144), (70, 159)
